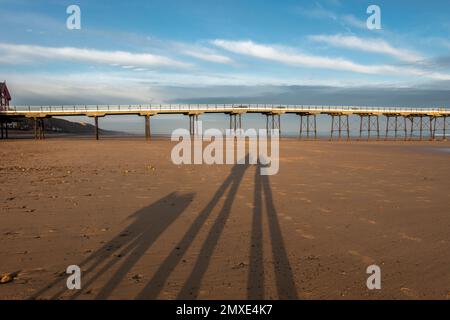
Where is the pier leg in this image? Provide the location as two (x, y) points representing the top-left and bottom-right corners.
(40, 119), (45, 140)
(430, 116), (435, 141)
(338, 115), (342, 140)
(444, 116), (447, 141)
(314, 115), (317, 139)
(345, 115), (350, 140)
(5, 120), (8, 139)
(359, 115), (363, 140)
(94, 116), (99, 140)
(40, 119), (43, 140)
(299, 115), (303, 139)
(395, 116), (399, 140)
(404, 117), (407, 141)
(33, 118), (38, 140)
(144, 115), (151, 140)
(299, 114), (316, 139)
(394, 116), (398, 140)
(376, 116), (380, 140)
(0, 120), (3, 139)
(385, 116), (390, 141)
(419, 116), (423, 141)
(306, 115), (310, 139)
(195, 115), (199, 136)
(330, 115), (334, 141)
(229, 114), (239, 132)
(279, 114), (281, 135)
(409, 117), (414, 141)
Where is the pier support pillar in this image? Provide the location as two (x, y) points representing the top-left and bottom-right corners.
(144, 115), (151, 140)
(358, 114), (380, 140)
(385, 115), (408, 141)
(265, 113), (281, 136)
(229, 113), (242, 131)
(189, 114), (200, 136)
(408, 115), (434, 141)
(94, 116), (99, 140)
(0, 119), (8, 139)
(433, 115), (449, 141)
(33, 118), (37, 139)
(443, 116), (450, 141)
(42, 119), (45, 140)
(298, 113), (317, 139)
(329, 114), (350, 141)
(35, 118), (45, 140)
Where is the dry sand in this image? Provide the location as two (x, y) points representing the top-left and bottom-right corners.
(0, 138), (449, 300)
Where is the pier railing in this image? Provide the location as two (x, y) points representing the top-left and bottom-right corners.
(2, 104), (450, 114)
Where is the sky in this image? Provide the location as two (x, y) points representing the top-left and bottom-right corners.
(1, 0), (449, 133)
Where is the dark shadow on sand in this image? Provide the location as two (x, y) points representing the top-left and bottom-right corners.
(136, 161), (249, 299)
(30, 162), (297, 300)
(29, 192), (193, 300)
(247, 164), (298, 300)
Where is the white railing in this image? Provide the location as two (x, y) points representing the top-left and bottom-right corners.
(1, 104), (449, 114)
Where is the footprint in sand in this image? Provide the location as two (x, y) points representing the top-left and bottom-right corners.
(348, 250), (375, 265)
(296, 229), (315, 239)
(359, 217), (377, 225)
(399, 232), (422, 242)
(299, 197), (312, 203)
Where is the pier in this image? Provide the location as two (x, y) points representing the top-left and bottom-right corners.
(0, 104), (449, 141)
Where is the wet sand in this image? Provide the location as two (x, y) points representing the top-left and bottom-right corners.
(0, 138), (449, 300)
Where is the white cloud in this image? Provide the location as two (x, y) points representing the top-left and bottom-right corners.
(309, 34), (424, 62)
(341, 15), (366, 29)
(212, 39), (450, 80)
(182, 50), (233, 64)
(296, 6), (365, 31)
(0, 42), (190, 68)
(3, 70), (384, 105)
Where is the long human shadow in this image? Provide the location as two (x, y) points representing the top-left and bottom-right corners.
(137, 160), (249, 299)
(29, 192), (194, 300)
(247, 164), (298, 300)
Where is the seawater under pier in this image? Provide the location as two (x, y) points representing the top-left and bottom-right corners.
(0, 104), (449, 141)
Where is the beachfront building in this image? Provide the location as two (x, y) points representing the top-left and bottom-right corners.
(0, 81), (11, 111)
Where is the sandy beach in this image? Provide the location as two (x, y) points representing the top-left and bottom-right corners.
(0, 138), (449, 300)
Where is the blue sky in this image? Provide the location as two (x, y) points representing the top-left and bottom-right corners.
(1, 0), (449, 132)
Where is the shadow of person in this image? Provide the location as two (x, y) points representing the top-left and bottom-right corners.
(29, 192), (194, 300)
(247, 164), (298, 300)
(137, 160), (249, 299)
